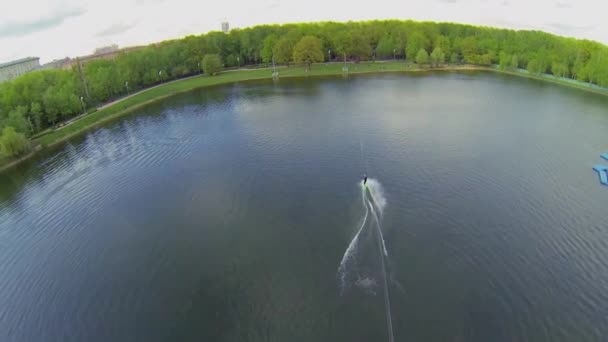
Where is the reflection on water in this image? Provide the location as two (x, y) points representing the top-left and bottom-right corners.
(1, 72), (608, 342)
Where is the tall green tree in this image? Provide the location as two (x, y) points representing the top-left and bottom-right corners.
(85, 60), (121, 103)
(527, 58), (545, 74)
(455, 36), (480, 64)
(349, 34), (373, 61)
(332, 31), (351, 60)
(41, 85), (80, 125)
(30, 102), (44, 132)
(551, 62), (569, 78)
(434, 35), (451, 56)
(273, 37), (295, 64)
(450, 52), (460, 64)
(499, 52), (511, 70)
(7, 106), (30, 135)
(406, 31), (429, 61)
(261, 34), (278, 63)
(510, 55), (519, 69)
(376, 34), (397, 59)
(479, 51), (496, 65)
(430, 47), (445, 67)
(333, 31), (372, 61)
(0, 127), (29, 157)
(293, 36), (324, 70)
(202, 54), (223, 75)
(416, 49), (429, 65)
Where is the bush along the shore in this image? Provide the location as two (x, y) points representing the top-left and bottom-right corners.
(0, 127), (30, 158)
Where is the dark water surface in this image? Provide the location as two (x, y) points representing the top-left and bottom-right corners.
(1, 72), (608, 342)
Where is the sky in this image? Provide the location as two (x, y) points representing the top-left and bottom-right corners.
(1, 0), (607, 64)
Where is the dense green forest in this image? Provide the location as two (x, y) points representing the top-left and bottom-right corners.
(1, 19), (608, 157)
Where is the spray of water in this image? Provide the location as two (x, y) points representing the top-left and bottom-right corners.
(366, 179), (388, 256)
(337, 178), (395, 342)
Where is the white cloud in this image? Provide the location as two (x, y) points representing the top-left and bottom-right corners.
(0, 6), (85, 38)
(0, 0), (607, 63)
(96, 22), (137, 37)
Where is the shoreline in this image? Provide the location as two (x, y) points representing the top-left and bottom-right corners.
(1, 63), (606, 173)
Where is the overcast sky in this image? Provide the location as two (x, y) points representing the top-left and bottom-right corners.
(1, 0), (606, 64)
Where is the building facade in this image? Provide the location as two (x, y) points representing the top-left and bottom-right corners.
(0, 57), (40, 82)
(94, 44), (119, 55)
(40, 57), (73, 71)
(60, 45), (145, 70)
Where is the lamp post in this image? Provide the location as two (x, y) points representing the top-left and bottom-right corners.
(197, 61), (201, 74)
(393, 48), (396, 60)
(328, 49), (331, 62)
(79, 96), (85, 114)
(158, 70), (162, 83)
(237, 56), (240, 68)
(125, 81), (129, 95)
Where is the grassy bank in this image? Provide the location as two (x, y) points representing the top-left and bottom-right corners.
(491, 67), (608, 97)
(1, 61), (607, 173)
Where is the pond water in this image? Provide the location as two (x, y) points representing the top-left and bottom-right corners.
(1, 71), (608, 342)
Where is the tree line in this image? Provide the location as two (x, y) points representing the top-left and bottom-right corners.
(1, 19), (608, 157)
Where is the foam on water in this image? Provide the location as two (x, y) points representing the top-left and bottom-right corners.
(337, 178), (394, 342)
(356, 277), (378, 295)
(365, 179), (387, 215)
(338, 179), (388, 289)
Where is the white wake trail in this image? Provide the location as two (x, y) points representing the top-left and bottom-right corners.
(368, 193), (394, 342)
(366, 179), (388, 256)
(337, 184), (369, 292)
(337, 178), (395, 342)
(369, 202), (388, 256)
(365, 179), (386, 214)
(363, 179), (394, 342)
